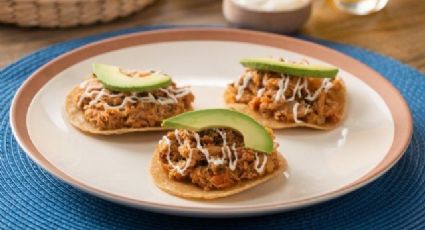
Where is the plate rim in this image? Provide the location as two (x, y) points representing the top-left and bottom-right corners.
(9, 27), (413, 217)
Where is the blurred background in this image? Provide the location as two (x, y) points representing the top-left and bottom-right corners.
(0, 0), (424, 72)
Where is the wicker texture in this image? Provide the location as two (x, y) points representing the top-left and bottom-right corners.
(0, 0), (155, 28)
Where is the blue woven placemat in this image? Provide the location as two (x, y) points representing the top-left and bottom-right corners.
(1, 25), (424, 229)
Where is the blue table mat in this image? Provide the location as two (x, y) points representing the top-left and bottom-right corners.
(1, 25), (424, 229)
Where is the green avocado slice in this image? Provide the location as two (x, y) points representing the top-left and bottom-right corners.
(241, 58), (339, 78)
(93, 63), (172, 92)
(162, 109), (274, 154)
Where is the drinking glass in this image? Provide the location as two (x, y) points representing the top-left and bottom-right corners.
(332, 0), (389, 15)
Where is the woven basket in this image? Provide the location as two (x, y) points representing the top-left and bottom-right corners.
(0, 0), (156, 28)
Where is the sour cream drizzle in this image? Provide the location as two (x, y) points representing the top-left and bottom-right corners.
(174, 129), (184, 145)
(293, 102), (303, 124)
(216, 129), (239, 171)
(305, 78), (332, 101)
(193, 131), (225, 165)
(298, 78), (310, 98)
(235, 73), (253, 101)
(292, 102), (312, 124)
(254, 152), (268, 173)
(233, 59), (336, 124)
(77, 79), (191, 109)
(257, 88), (266, 97)
(275, 75), (290, 102)
(286, 77), (301, 102)
(161, 136), (193, 175)
(79, 79), (91, 89)
(162, 129), (268, 175)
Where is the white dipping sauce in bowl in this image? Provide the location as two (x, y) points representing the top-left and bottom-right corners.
(233, 0), (311, 11)
(223, 0), (312, 33)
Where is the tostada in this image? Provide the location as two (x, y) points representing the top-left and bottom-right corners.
(224, 58), (346, 130)
(150, 109), (287, 199)
(65, 63), (194, 134)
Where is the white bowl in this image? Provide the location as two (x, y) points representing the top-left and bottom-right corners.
(222, 0), (312, 34)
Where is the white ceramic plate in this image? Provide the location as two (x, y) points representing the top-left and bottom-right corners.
(10, 28), (412, 217)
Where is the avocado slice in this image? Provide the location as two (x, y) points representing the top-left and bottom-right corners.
(241, 58), (339, 78)
(162, 109), (274, 154)
(93, 63), (172, 92)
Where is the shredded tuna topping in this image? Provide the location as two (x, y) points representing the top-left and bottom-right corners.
(157, 128), (280, 190)
(76, 78), (194, 130)
(225, 69), (344, 126)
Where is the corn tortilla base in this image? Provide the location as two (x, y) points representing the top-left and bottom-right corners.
(224, 79), (347, 130)
(65, 86), (168, 135)
(150, 150), (287, 199)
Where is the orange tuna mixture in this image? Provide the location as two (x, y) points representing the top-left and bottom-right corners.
(76, 78), (194, 130)
(157, 128), (280, 190)
(225, 69), (345, 126)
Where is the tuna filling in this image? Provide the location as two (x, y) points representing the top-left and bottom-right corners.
(225, 69), (345, 126)
(157, 128), (280, 190)
(77, 78), (194, 130)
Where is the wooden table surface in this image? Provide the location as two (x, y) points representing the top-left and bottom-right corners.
(0, 0), (424, 72)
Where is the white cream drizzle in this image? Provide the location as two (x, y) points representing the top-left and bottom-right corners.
(161, 136), (193, 175)
(193, 131), (225, 165)
(305, 78), (332, 101)
(274, 74), (290, 102)
(305, 104), (312, 115)
(79, 80), (91, 89)
(262, 74), (268, 86)
(292, 102), (303, 124)
(78, 79), (191, 109)
(162, 129), (268, 175)
(159, 88), (178, 103)
(235, 73), (253, 101)
(174, 129), (184, 146)
(234, 58), (336, 124)
(286, 78), (301, 102)
(254, 152), (268, 173)
(229, 143), (238, 171)
(298, 78), (311, 98)
(257, 88), (265, 97)
(216, 129), (239, 171)
(103, 95), (137, 110)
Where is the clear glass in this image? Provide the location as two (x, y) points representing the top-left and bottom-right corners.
(332, 0), (389, 15)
